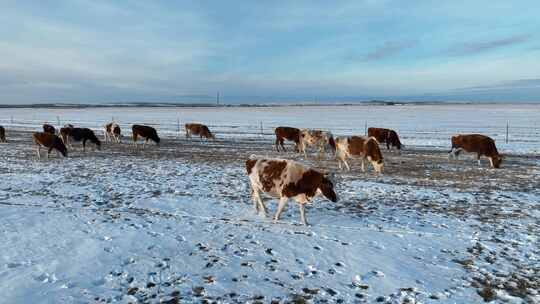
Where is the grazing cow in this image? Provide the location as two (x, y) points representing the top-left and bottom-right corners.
(43, 124), (56, 134)
(246, 157), (338, 225)
(59, 125), (74, 146)
(449, 134), (503, 168)
(104, 122), (122, 143)
(0, 126), (5, 142)
(185, 123), (214, 141)
(33, 132), (67, 159)
(368, 127), (402, 151)
(60, 127), (101, 152)
(299, 129), (336, 158)
(334, 136), (384, 173)
(132, 124), (160, 147)
(274, 126), (301, 152)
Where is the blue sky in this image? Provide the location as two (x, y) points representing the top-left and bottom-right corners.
(1, 0), (539, 104)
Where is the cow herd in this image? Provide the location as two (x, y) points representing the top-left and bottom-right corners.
(0, 121), (504, 225)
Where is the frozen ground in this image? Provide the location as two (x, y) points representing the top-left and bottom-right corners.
(0, 105), (539, 303)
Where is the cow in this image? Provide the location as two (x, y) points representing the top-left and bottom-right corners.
(33, 132), (68, 159)
(132, 124), (160, 147)
(185, 123), (214, 141)
(334, 136), (384, 173)
(104, 122), (122, 143)
(368, 127), (402, 151)
(0, 126), (5, 142)
(59, 125), (74, 147)
(43, 124), (56, 134)
(299, 129), (336, 158)
(274, 126), (301, 152)
(449, 134), (503, 168)
(60, 127), (101, 152)
(246, 157), (338, 226)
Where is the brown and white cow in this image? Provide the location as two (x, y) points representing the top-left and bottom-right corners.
(185, 123), (214, 141)
(132, 124), (160, 147)
(104, 122), (122, 143)
(299, 129), (336, 158)
(274, 126), (301, 152)
(33, 132), (68, 159)
(368, 127), (402, 151)
(43, 124), (56, 134)
(246, 157), (338, 225)
(334, 136), (384, 173)
(0, 126), (5, 142)
(449, 134), (503, 168)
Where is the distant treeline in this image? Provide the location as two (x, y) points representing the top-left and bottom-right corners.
(0, 100), (482, 109)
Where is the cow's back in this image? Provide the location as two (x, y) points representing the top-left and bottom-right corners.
(453, 134), (498, 156)
(347, 136), (367, 155)
(368, 128), (389, 142)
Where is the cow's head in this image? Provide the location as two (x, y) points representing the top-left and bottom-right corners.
(491, 155), (503, 168)
(319, 172), (338, 202)
(373, 159), (384, 173)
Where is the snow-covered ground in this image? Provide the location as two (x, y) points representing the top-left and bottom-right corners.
(0, 105), (539, 303)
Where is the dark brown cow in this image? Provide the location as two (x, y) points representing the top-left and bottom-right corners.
(0, 126), (5, 142)
(246, 157), (338, 225)
(43, 124), (56, 134)
(185, 123), (214, 140)
(335, 136), (384, 173)
(60, 128), (101, 152)
(274, 126), (301, 152)
(132, 125), (160, 147)
(33, 132), (67, 159)
(368, 127), (402, 151)
(449, 134), (502, 168)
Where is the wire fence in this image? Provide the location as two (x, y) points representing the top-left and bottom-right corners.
(1, 116), (539, 152)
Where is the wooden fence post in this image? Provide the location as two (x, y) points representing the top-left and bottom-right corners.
(364, 121), (367, 135)
(505, 121), (509, 144)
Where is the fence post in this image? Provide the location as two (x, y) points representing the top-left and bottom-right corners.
(364, 121), (367, 135)
(505, 121), (509, 144)
(177, 117), (180, 135)
(260, 121), (263, 136)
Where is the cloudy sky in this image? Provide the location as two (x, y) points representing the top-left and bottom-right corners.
(1, 1), (539, 104)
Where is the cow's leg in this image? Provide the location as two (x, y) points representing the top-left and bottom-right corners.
(299, 203), (308, 226)
(254, 191), (267, 217)
(273, 197), (289, 223)
(361, 158), (366, 172)
(251, 188), (259, 213)
(82, 139), (87, 152)
(489, 157), (494, 168)
(36, 145), (41, 159)
(477, 154), (481, 166)
(47, 147), (53, 159)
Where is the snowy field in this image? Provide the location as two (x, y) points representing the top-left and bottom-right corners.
(0, 104), (539, 303)
(1, 103), (539, 154)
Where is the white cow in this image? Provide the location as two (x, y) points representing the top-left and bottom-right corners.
(298, 129), (335, 158)
(104, 122), (122, 143)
